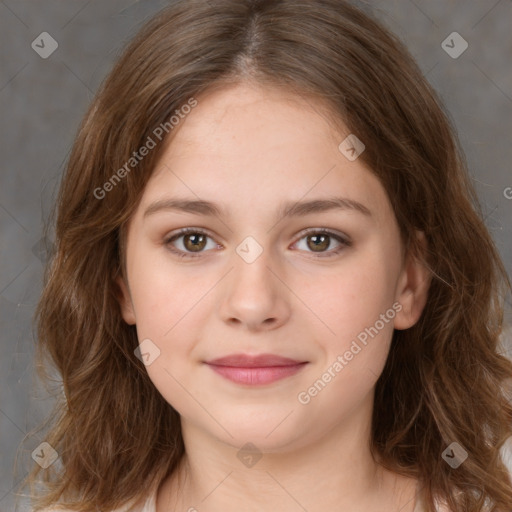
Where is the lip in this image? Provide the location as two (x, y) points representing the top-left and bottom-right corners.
(206, 353), (305, 367)
(204, 353), (308, 386)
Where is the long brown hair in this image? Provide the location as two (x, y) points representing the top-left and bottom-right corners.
(19, 0), (512, 510)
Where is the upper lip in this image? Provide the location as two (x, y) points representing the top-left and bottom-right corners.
(205, 353), (307, 367)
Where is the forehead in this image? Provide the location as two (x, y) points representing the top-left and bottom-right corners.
(166, 82), (345, 155)
(138, 82), (392, 226)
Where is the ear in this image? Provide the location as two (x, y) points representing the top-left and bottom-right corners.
(115, 275), (136, 325)
(393, 231), (431, 330)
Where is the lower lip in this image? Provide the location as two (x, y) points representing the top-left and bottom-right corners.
(206, 363), (308, 385)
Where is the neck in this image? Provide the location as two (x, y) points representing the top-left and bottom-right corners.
(157, 397), (418, 512)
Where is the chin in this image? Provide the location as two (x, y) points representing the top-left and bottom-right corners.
(210, 418), (309, 453)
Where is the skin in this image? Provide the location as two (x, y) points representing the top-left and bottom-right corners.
(117, 81), (431, 512)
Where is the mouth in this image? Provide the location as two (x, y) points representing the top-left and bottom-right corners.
(204, 353), (309, 386)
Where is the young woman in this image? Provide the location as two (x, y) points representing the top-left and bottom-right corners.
(22, 0), (512, 511)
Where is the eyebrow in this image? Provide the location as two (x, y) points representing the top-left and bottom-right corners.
(143, 196), (372, 220)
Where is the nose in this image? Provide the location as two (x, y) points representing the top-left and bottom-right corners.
(217, 239), (291, 332)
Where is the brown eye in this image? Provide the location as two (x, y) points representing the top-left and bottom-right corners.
(182, 233), (207, 252)
(164, 227), (350, 260)
(164, 228), (217, 258)
(306, 233), (330, 252)
(293, 229), (351, 258)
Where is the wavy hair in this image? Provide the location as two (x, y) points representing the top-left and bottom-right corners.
(19, 0), (512, 510)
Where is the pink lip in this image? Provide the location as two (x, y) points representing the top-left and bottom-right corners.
(205, 354), (308, 385)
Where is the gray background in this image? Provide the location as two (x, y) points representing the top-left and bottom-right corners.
(1, 1), (511, 510)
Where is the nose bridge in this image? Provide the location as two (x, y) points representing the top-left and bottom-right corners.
(235, 234), (267, 267)
(231, 234), (276, 295)
(218, 232), (290, 330)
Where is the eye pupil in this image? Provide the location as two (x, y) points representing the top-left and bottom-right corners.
(307, 234), (329, 252)
(184, 233), (206, 252)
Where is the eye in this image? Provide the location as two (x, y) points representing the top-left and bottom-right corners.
(164, 228), (219, 258)
(292, 228), (351, 258)
(163, 227), (351, 259)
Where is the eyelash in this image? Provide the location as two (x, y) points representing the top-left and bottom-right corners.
(163, 227), (351, 259)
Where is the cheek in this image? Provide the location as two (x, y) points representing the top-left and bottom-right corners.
(127, 246), (201, 335)
(295, 252), (399, 404)
(296, 282), (395, 422)
(301, 254), (398, 344)
(129, 265), (205, 416)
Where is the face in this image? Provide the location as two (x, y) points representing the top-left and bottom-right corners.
(117, 82), (429, 452)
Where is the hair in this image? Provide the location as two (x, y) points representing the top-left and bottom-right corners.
(18, 0), (512, 511)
